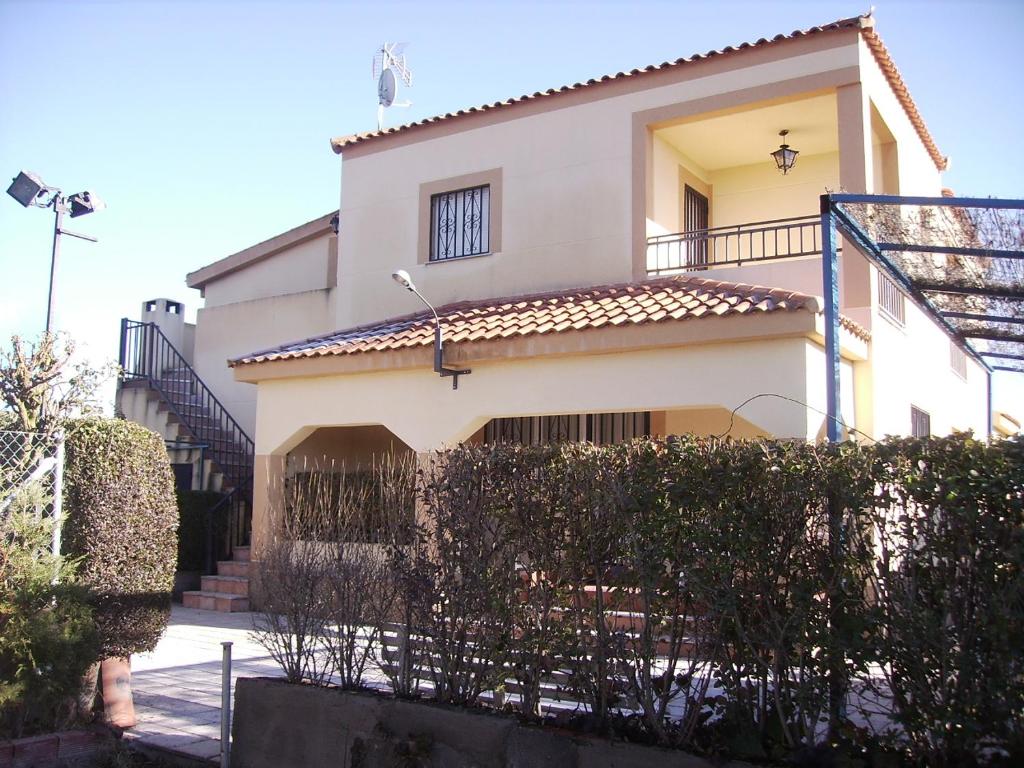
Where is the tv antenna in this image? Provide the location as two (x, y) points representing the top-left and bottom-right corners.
(373, 42), (413, 130)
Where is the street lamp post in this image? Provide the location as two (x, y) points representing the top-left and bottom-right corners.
(391, 269), (471, 389)
(6, 170), (105, 334)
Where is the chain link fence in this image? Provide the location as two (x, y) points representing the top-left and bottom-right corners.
(0, 429), (66, 556)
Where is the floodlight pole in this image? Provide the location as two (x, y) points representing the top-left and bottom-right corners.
(45, 204), (63, 335)
(43, 194), (97, 335)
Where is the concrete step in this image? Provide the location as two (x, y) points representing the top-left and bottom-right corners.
(233, 546), (251, 562)
(182, 591), (250, 613)
(201, 575), (249, 596)
(218, 560), (251, 578)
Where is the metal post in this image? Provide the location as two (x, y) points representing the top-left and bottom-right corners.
(45, 204), (64, 335)
(986, 370), (993, 439)
(220, 641), (233, 768)
(50, 432), (65, 566)
(820, 195), (842, 443)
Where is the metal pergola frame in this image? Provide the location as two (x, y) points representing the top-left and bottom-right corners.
(820, 193), (1024, 442)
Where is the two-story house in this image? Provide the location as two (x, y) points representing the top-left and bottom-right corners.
(119, 14), (1002, 595)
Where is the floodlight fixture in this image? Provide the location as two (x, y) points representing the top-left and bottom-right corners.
(6, 170), (48, 207)
(68, 190), (106, 218)
(5, 169), (104, 333)
(389, 268), (470, 389)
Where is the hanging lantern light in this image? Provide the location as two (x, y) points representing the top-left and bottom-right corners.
(770, 129), (799, 175)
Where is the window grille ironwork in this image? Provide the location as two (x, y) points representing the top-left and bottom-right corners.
(484, 412), (650, 446)
(430, 184), (490, 261)
(911, 405), (931, 438)
(878, 273), (906, 325)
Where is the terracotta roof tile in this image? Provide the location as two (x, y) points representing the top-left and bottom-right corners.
(330, 15), (945, 172)
(232, 275), (869, 367)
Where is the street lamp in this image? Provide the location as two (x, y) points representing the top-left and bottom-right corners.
(391, 269), (471, 389)
(6, 170), (105, 334)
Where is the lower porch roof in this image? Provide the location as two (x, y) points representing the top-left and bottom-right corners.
(231, 274), (868, 381)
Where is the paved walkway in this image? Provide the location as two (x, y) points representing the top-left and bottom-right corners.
(127, 605), (278, 763)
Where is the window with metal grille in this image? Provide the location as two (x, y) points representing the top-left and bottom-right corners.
(429, 184), (490, 261)
(910, 405), (931, 438)
(878, 273), (906, 325)
(484, 412), (651, 446)
(950, 341), (967, 379)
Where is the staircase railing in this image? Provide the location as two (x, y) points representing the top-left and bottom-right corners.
(119, 319), (255, 508)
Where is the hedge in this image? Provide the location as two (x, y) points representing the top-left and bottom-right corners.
(62, 418), (178, 657)
(255, 433), (1024, 767)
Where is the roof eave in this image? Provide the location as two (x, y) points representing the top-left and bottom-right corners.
(186, 211), (338, 290)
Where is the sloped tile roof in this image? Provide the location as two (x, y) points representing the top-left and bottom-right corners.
(232, 275), (868, 367)
(331, 14), (947, 171)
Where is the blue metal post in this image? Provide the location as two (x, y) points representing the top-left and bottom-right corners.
(820, 195), (842, 443)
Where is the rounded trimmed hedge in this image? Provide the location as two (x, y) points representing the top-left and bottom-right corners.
(63, 418), (178, 657)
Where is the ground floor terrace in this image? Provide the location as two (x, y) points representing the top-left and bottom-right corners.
(231, 274), (872, 553)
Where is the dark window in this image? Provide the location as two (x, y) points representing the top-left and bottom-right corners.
(171, 462), (193, 492)
(910, 406), (931, 438)
(683, 185), (709, 266)
(430, 184), (490, 261)
(484, 412), (650, 446)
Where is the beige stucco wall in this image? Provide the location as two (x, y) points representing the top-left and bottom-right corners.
(192, 289), (336, 435)
(865, 285), (988, 439)
(253, 335), (842, 457)
(288, 425), (413, 468)
(649, 135), (711, 235)
(858, 39), (942, 196)
(336, 38), (864, 330)
(201, 232), (336, 308)
(710, 152), (838, 229)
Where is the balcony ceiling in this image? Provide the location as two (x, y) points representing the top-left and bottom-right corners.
(657, 93), (840, 172)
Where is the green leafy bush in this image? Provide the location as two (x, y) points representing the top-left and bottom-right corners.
(63, 418), (178, 657)
(857, 435), (1024, 767)
(176, 490), (228, 572)
(256, 434), (1023, 766)
(0, 500), (98, 738)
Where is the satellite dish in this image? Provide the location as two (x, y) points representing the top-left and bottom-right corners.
(373, 42), (413, 131)
(378, 68), (396, 108)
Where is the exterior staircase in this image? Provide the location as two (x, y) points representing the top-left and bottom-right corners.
(119, 319), (255, 613)
(183, 545), (251, 612)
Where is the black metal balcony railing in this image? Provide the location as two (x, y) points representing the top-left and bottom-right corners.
(119, 320), (254, 548)
(646, 215), (823, 275)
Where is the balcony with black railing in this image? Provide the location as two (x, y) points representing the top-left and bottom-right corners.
(646, 215), (823, 276)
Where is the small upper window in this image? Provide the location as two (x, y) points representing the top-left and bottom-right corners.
(950, 341), (967, 379)
(429, 184), (490, 261)
(911, 405), (931, 438)
(878, 273), (906, 325)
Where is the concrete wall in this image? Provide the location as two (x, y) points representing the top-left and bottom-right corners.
(192, 289), (335, 435)
(232, 678), (750, 768)
(858, 38), (943, 197)
(709, 151), (839, 229)
(865, 286), (988, 439)
(288, 425), (414, 469)
(336, 35), (865, 330)
(202, 231), (336, 308)
(252, 335), (826, 458)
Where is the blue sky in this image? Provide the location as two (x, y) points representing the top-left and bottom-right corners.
(0, 0), (1021, 412)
